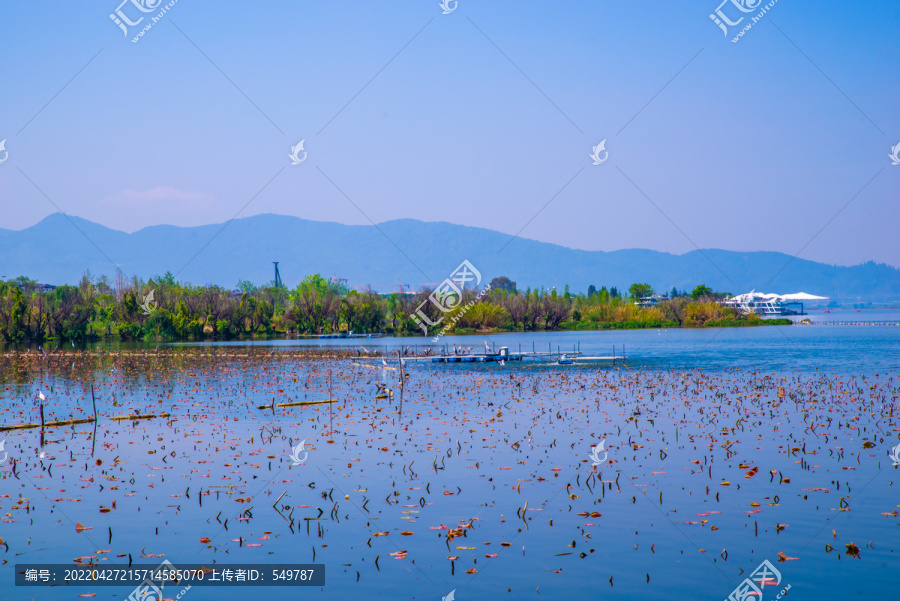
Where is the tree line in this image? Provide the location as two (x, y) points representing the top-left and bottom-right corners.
(0, 272), (773, 343)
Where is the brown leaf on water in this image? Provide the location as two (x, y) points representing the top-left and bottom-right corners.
(75, 523), (92, 533)
(73, 555), (97, 562)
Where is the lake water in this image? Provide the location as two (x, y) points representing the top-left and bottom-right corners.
(0, 319), (898, 600)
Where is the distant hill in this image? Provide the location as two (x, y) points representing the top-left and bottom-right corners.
(1, 213), (898, 304)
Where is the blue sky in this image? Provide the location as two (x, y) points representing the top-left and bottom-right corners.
(0, 0), (897, 267)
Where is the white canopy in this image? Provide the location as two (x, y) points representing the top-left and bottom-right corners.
(778, 292), (829, 301)
(728, 291), (829, 302)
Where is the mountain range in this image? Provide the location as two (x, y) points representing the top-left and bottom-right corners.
(1, 213), (897, 304)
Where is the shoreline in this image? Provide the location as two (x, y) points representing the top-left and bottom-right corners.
(0, 317), (795, 347)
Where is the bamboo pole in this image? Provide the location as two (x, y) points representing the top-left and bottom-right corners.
(256, 399), (336, 410)
(0, 417), (96, 431)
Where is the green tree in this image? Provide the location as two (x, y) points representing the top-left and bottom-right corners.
(628, 283), (654, 300)
(691, 284), (713, 300)
(0, 282), (28, 341)
(489, 276), (517, 294)
(236, 280), (256, 294)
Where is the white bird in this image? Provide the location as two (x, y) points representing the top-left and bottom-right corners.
(37, 391), (46, 402)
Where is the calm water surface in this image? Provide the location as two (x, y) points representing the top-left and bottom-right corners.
(0, 321), (898, 600)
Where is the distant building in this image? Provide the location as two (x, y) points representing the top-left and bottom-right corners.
(635, 293), (669, 308)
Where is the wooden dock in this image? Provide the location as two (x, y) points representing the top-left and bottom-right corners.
(299, 332), (385, 339)
(355, 344), (627, 365)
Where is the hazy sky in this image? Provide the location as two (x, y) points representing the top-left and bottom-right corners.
(0, 1), (897, 267)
